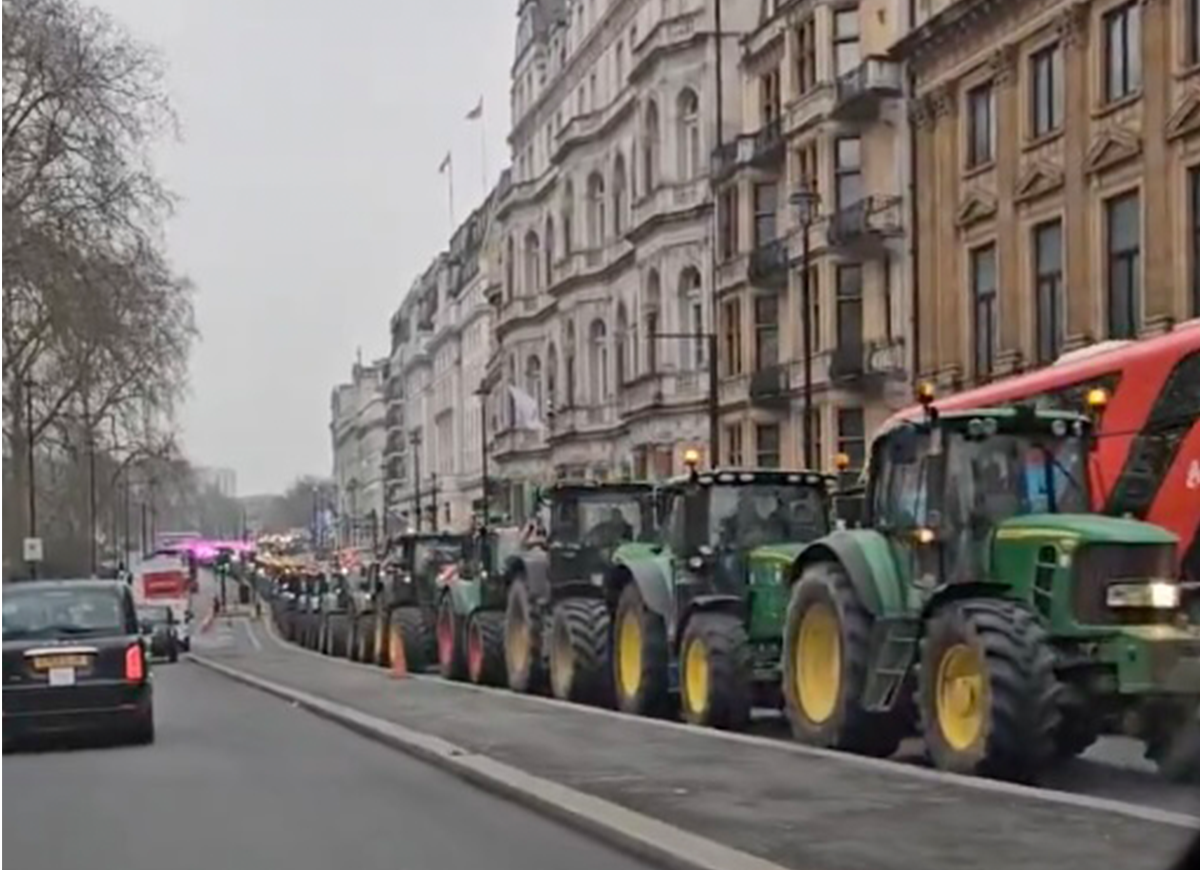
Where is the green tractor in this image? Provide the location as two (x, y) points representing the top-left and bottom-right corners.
(432, 528), (511, 686)
(781, 397), (1200, 782)
(605, 461), (835, 729)
(499, 482), (657, 704)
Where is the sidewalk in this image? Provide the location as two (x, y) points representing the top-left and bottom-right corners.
(195, 624), (1197, 870)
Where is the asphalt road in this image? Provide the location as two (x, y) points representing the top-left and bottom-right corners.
(2, 660), (659, 870)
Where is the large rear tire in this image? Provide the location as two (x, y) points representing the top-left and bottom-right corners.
(390, 606), (433, 672)
(918, 599), (1060, 783)
(782, 561), (907, 757)
(374, 613), (391, 667)
(357, 616), (375, 663)
(504, 580), (546, 694)
(548, 598), (613, 706)
(467, 611), (508, 686)
(436, 594), (468, 681)
(679, 612), (751, 730)
(1146, 709), (1200, 784)
(327, 614), (349, 658)
(612, 583), (670, 718)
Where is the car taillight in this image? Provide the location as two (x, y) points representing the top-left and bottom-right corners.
(125, 643), (145, 681)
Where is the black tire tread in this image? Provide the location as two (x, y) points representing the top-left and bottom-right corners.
(469, 611), (508, 686)
(681, 612), (751, 730)
(505, 580), (547, 694)
(550, 598), (613, 706)
(436, 595), (469, 681)
(613, 583), (670, 718)
(391, 606), (434, 672)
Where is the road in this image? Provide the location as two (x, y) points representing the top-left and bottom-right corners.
(2, 659), (658, 870)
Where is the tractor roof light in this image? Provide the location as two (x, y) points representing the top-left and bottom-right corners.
(913, 527), (937, 545)
(683, 448), (701, 469)
(834, 452), (851, 472)
(1086, 387), (1109, 410)
(916, 382), (936, 406)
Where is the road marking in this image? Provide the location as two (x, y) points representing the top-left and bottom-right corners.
(253, 607), (1199, 829)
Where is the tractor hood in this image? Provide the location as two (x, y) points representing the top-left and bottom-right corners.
(748, 543), (809, 565)
(993, 514), (1178, 546)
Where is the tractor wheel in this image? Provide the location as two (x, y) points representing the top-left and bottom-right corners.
(1054, 687), (1100, 759)
(346, 618), (359, 660)
(548, 598), (613, 707)
(327, 615), (349, 658)
(679, 612), (751, 730)
(374, 614), (391, 667)
(612, 583), (670, 718)
(783, 561), (907, 758)
(436, 594), (469, 681)
(1146, 710), (1200, 784)
(505, 580), (547, 694)
(358, 617), (375, 663)
(390, 606), (433, 672)
(919, 600), (1060, 783)
(467, 611), (508, 686)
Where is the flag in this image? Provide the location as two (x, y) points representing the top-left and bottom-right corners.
(509, 385), (545, 432)
(465, 97), (483, 121)
(438, 151), (451, 173)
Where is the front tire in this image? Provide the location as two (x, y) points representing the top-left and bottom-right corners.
(467, 611), (507, 686)
(612, 583), (669, 718)
(919, 600), (1060, 783)
(390, 606), (433, 672)
(782, 562), (907, 757)
(548, 598), (613, 706)
(436, 595), (468, 681)
(504, 580), (546, 694)
(679, 612), (751, 730)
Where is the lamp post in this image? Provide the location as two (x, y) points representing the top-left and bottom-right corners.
(474, 383), (491, 531)
(789, 181), (821, 469)
(651, 331), (719, 467)
(430, 472), (439, 533)
(410, 429), (423, 532)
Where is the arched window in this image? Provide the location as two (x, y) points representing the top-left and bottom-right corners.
(615, 303), (630, 387)
(587, 172), (606, 247)
(523, 230), (541, 295)
(564, 320), (577, 407)
(644, 269), (661, 374)
(507, 355), (518, 425)
(561, 179), (575, 257)
(505, 236), (516, 301)
(677, 88), (701, 179)
(678, 267), (705, 369)
(642, 101), (660, 192)
(546, 342), (559, 410)
(525, 355), (543, 413)
(588, 318), (608, 402)
(544, 216), (555, 284)
(612, 153), (628, 235)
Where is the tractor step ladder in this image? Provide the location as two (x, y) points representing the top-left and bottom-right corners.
(862, 617), (920, 712)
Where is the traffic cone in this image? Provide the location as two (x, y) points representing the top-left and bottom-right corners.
(389, 625), (408, 680)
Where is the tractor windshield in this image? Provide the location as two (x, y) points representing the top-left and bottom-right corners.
(414, 539), (465, 571)
(709, 483), (829, 550)
(552, 493), (649, 549)
(947, 431), (1089, 526)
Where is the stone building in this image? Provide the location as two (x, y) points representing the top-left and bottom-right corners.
(329, 358), (387, 546)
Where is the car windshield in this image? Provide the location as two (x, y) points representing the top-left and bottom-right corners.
(946, 431), (1090, 525)
(709, 483), (830, 549)
(551, 493), (649, 548)
(3, 586), (130, 640)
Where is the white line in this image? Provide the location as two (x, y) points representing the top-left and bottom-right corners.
(253, 608), (1199, 829)
(242, 618), (263, 652)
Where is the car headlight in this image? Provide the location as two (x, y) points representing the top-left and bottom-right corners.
(1106, 581), (1180, 609)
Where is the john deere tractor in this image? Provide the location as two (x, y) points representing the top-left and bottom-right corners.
(499, 482), (657, 705)
(781, 393), (1200, 783)
(605, 460), (834, 729)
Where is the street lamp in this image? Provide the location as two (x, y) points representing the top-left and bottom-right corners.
(474, 383), (491, 531)
(650, 331), (719, 468)
(789, 180), (821, 470)
(409, 428), (423, 532)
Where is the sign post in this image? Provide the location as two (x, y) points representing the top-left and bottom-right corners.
(23, 537), (43, 579)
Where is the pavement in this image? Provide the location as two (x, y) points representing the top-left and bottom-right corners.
(1, 655), (660, 870)
(185, 606), (1199, 870)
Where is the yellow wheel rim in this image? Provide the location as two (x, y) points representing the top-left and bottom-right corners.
(794, 602), (841, 724)
(936, 643), (986, 751)
(617, 612), (642, 699)
(683, 638), (710, 718)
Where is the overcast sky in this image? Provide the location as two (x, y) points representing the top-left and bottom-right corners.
(95, 0), (516, 495)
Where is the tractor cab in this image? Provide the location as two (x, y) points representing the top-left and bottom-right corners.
(538, 482), (656, 592)
(381, 531), (473, 609)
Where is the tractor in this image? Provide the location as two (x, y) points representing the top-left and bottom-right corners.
(498, 482), (657, 704)
(293, 571), (325, 650)
(317, 568), (352, 658)
(605, 458), (834, 729)
(780, 389), (1200, 783)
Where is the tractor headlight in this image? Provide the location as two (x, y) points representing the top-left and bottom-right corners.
(1106, 581), (1180, 609)
(591, 572), (604, 587)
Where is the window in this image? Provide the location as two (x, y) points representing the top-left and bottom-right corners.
(832, 7), (861, 77)
(613, 154), (628, 235)
(587, 172), (606, 246)
(755, 295), (780, 369)
(678, 89), (702, 179)
(760, 67), (781, 125)
(804, 264), (822, 353)
(1192, 168), (1200, 316)
(1033, 220), (1064, 365)
(1104, 2), (1141, 102)
(755, 423), (781, 469)
(753, 182), (778, 246)
(834, 137), (862, 209)
(722, 299), (743, 376)
(967, 82), (994, 168)
(836, 264), (863, 354)
(795, 140), (818, 193)
(588, 319), (608, 402)
(680, 268), (705, 368)
(1029, 44), (1063, 138)
(524, 230), (541, 295)
(1106, 191), (1141, 339)
(836, 408), (865, 486)
(1189, 0), (1200, 66)
(643, 101), (660, 191)
(795, 17), (817, 95)
(725, 424), (744, 466)
(719, 187), (740, 259)
(971, 244), (998, 378)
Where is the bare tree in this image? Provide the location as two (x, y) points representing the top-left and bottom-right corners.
(2, 0), (195, 568)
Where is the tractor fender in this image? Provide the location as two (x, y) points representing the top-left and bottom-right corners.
(677, 594), (744, 650)
(922, 582), (1016, 619)
(504, 550), (551, 603)
(605, 560), (673, 620)
(440, 577), (481, 617)
(788, 530), (907, 619)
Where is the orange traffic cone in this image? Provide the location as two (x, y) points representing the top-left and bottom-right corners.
(389, 625), (408, 680)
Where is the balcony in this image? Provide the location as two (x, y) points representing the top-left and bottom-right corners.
(492, 427), (545, 457)
(832, 57), (902, 122)
(829, 343), (866, 382)
(630, 179), (708, 232)
(618, 374), (665, 417)
(752, 117), (785, 165)
(826, 195), (903, 255)
(630, 9), (702, 79)
(749, 364), (788, 405)
(866, 339), (907, 378)
(748, 239), (789, 289)
(711, 118), (784, 182)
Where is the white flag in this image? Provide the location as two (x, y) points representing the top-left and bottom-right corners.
(509, 385), (545, 432)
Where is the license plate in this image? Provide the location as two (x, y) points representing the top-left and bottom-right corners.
(32, 654), (91, 671)
(48, 667), (75, 687)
